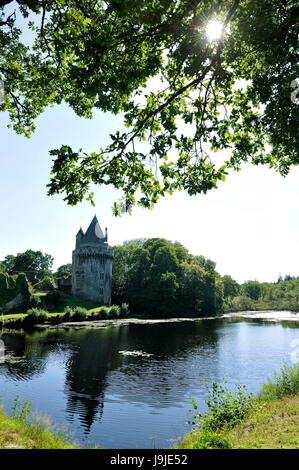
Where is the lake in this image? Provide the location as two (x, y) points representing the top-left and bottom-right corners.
(0, 315), (298, 448)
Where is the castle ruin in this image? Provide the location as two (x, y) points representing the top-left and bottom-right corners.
(72, 216), (113, 304)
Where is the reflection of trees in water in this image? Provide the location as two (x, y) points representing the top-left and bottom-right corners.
(0, 318), (298, 437)
(0, 331), (47, 380)
(61, 322), (219, 432)
(0, 320), (230, 433)
(121, 320), (221, 358)
(105, 320), (221, 406)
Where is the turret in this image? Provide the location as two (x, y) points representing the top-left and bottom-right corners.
(72, 216), (113, 305)
(76, 227), (84, 248)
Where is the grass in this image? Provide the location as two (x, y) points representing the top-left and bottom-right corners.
(0, 397), (75, 449)
(174, 363), (299, 449)
(227, 395), (299, 449)
(2, 292), (101, 320)
(1, 296), (130, 330)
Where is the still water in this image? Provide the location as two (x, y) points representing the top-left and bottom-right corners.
(0, 317), (298, 448)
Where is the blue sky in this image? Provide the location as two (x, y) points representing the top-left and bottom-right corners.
(1, 4), (298, 284)
(1, 97), (299, 284)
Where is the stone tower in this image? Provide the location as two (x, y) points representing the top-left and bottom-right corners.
(72, 216), (113, 305)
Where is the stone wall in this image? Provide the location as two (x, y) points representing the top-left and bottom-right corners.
(72, 245), (113, 304)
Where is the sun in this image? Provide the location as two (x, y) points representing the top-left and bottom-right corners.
(206, 20), (224, 41)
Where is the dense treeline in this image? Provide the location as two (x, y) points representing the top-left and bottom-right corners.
(222, 275), (299, 312)
(112, 238), (223, 317)
(2, 243), (299, 316)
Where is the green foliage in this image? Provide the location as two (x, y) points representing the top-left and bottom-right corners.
(55, 264), (72, 278)
(258, 363), (299, 401)
(109, 305), (121, 318)
(190, 382), (256, 432)
(0, 1), (296, 210)
(29, 294), (43, 308)
(120, 303), (130, 317)
(112, 237), (222, 317)
(192, 430), (231, 449)
(36, 275), (57, 292)
(44, 290), (64, 309)
(241, 281), (261, 300)
(99, 306), (110, 319)
(226, 295), (254, 312)
(71, 307), (88, 321)
(0, 272), (31, 307)
(22, 308), (49, 327)
(12, 395), (31, 425)
(223, 276), (299, 312)
(177, 365), (299, 449)
(222, 275), (239, 299)
(1, 250), (53, 278)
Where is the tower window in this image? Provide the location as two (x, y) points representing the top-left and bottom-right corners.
(100, 272), (104, 280)
(99, 287), (104, 295)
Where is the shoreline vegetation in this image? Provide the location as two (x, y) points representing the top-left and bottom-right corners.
(174, 363), (299, 450)
(2, 239), (299, 328)
(1, 303), (299, 332)
(1, 307), (299, 332)
(0, 363), (298, 449)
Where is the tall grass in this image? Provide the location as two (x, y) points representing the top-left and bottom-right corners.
(0, 395), (75, 449)
(258, 362), (299, 401)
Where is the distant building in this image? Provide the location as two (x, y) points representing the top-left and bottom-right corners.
(72, 216), (113, 304)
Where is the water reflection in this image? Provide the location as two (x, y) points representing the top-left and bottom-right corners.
(63, 327), (125, 432)
(0, 321), (220, 432)
(0, 318), (298, 448)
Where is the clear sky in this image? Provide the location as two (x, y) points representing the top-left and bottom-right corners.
(1, 97), (299, 284)
(1, 4), (298, 284)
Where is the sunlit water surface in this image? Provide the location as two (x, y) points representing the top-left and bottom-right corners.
(0, 317), (298, 448)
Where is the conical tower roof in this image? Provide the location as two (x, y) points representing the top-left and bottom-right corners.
(80, 215), (106, 243)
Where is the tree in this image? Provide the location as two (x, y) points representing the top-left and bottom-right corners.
(112, 237), (222, 316)
(222, 274), (239, 298)
(1, 254), (16, 273)
(1, 249), (54, 278)
(1, 1), (297, 213)
(55, 263), (72, 277)
(241, 280), (261, 301)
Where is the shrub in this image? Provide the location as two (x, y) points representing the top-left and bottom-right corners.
(36, 276), (57, 292)
(120, 303), (130, 317)
(71, 306), (88, 321)
(110, 305), (121, 318)
(62, 306), (74, 322)
(99, 306), (110, 319)
(22, 308), (49, 327)
(0, 272), (31, 307)
(230, 295), (254, 312)
(258, 363), (299, 401)
(189, 382), (256, 432)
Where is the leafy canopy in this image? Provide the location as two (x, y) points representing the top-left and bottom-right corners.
(1, 0), (298, 214)
(1, 249), (54, 276)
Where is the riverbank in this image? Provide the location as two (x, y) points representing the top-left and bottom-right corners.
(174, 363), (299, 449)
(0, 360), (298, 449)
(0, 408), (75, 449)
(222, 310), (299, 322)
(2, 308), (299, 332)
